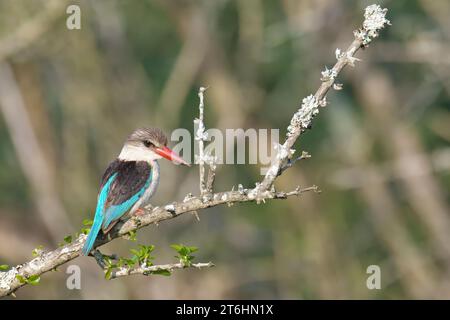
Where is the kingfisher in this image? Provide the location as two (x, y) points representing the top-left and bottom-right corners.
(81, 127), (189, 256)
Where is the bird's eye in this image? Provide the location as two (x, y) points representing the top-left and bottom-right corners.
(143, 140), (153, 148)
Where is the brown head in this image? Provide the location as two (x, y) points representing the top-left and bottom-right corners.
(118, 127), (189, 166)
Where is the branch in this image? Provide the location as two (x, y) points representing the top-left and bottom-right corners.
(0, 0), (67, 61)
(0, 4), (390, 298)
(92, 250), (214, 279)
(195, 86), (208, 195)
(252, 4), (390, 197)
(0, 186), (316, 296)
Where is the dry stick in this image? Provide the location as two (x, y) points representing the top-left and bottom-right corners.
(196, 86), (208, 195)
(196, 87), (217, 196)
(0, 5), (390, 297)
(206, 166), (216, 194)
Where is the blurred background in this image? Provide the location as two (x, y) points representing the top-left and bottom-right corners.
(0, 0), (449, 299)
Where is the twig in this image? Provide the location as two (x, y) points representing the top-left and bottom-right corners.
(93, 250), (214, 279)
(195, 86), (208, 196)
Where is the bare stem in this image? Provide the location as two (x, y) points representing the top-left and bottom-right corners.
(196, 86), (208, 196)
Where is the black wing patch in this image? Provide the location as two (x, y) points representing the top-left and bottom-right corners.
(100, 159), (121, 189)
(105, 160), (152, 207)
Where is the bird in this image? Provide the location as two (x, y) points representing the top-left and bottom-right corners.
(81, 127), (189, 256)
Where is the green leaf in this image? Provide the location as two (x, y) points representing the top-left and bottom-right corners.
(105, 268), (112, 280)
(81, 227), (91, 235)
(151, 269), (171, 276)
(187, 246), (198, 253)
(64, 235), (73, 244)
(127, 230), (137, 241)
(32, 245), (44, 257)
(15, 275), (27, 284)
(27, 275), (40, 285)
(103, 256), (112, 267)
(170, 244), (199, 267)
(0, 264), (9, 271)
(83, 219), (93, 226)
(130, 249), (140, 257)
(170, 244), (183, 252)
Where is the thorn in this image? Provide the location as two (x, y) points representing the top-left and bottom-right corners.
(191, 211), (200, 221)
(333, 83), (343, 90)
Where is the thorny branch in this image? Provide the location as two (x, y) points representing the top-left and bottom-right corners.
(92, 250), (214, 280)
(0, 4), (390, 297)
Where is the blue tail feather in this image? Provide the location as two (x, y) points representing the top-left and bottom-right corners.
(81, 173), (117, 256)
(81, 213), (102, 255)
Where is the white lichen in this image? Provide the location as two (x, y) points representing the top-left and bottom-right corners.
(194, 118), (208, 141)
(183, 193), (194, 202)
(335, 48), (344, 60)
(274, 143), (295, 161)
(363, 4), (391, 36)
(287, 95), (319, 136)
(247, 183), (260, 200)
(356, 5), (390, 46)
(60, 247), (71, 254)
(320, 66), (337, 81)
(164, 204), (176, 212)
(0, 267), (18, 290)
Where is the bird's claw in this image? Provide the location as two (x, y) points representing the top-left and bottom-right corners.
(134, 208), (146, 216)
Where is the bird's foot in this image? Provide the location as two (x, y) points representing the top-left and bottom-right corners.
(134, 208), (146, 216)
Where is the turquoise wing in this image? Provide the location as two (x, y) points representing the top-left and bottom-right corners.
(101, 165), (152, 231)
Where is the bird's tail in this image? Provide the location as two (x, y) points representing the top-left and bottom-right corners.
(81, 213), (103, 256)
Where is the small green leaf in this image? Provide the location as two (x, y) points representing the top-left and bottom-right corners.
(170, 244), (198, 267)
(105, 268), (112, 280)
(127, 230), (137, 241)
(15, 275), (27, 284)
(170, 244), (183, 252)
(27, 275), (40, 285)
(0, 264), (9, 271)
(83, 219), (93, 226)
(81, 227), (91, 235)
(103, 256), (112, 267)
(130, 249), (140, 257)
(32, 245), (44, 257)
(187, 246), (198, 253)
(64, 235), (73, 244)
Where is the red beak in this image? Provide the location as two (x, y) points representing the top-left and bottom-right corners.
(155, 146), (190, 166)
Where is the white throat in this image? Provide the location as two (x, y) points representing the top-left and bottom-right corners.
(118, 144), (161, 163)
